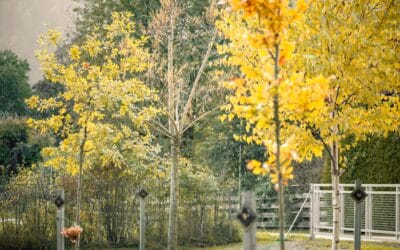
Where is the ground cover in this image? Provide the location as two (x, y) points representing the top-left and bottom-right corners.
(184, 232), (400, 250)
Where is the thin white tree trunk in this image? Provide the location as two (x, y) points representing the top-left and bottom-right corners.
(331, 140), (340, 250)
(75, 127), (87, 250)
(152, 2), (216, 248)
(273, 43), (285, 250)
(168, 137), (179, 249)
(167, 1), (178, 249)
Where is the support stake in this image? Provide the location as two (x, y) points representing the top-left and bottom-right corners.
(138, 188), (148, 250)
(238, 191), (257, 250)
(55, 189), (65, 250)
(351, 180), (367, 250)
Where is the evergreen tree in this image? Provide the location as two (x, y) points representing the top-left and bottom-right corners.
(0, 50), (31, 115)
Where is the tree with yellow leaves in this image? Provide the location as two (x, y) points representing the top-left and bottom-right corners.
(217, 1), (330, 249)
(26, 12), (159, 249)
(290, 1), (400, 249)
(219, 0), (399, 249)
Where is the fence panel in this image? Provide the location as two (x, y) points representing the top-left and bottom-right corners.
(310, 183), (400, 242)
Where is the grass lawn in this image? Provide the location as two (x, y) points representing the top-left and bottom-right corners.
(184, 231), (400, 250)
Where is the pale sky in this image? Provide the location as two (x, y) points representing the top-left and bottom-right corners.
(0, 0), (77, 85)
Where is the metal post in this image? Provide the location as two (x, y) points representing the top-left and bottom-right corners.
(228, 194), (232, 238)
(340, 185), (344, 234)
(315, 185), (320, 234)
(242, 191), (256, 250)
(396, 186), (399, 240)
(310, 184), (314, 239)
(354, 180), (361, 250)
(56, 189), (65, 250)
(140, 196), (145, 250)
(367, 186), (372, 239)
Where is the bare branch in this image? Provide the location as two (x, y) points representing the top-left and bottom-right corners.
(181, 30), (217, 123)
(146, 120), (173, 138)
(180, 104), (222, 134)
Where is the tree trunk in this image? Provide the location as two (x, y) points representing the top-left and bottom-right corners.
(275, 104), (286, 250)
(200, 204), (205, 239)
(76, 127), (87, 250)
(167, 137), (179, 250)
(273, 43), (285, 250)
(166, 1), (179, 249)
(331, 140), (340, 250)
(1, 215), (4, 235)
(98, 199), (102, 247)
(214, 195), (219, 228)
(228, 194), (232, 238)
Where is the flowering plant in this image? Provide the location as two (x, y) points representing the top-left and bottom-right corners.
(61, 225), (83, 243)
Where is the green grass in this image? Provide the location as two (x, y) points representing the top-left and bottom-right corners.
(184, 231), (400, 250)
(303, 238), (400, 250)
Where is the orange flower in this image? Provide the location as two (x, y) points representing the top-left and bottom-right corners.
(61, 225), (83, 243)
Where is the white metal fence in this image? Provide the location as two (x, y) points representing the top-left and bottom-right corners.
(310, 183), (400, 242)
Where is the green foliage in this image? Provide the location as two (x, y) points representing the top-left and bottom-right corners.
(341, 133), (400, 184)
(0, 156), (238, 248)
(320, 133), (400, 184)
(32, 79), (64, 99)
(194, 113), (268, 193)
(0, 117), (42, 178)
(320, 152), (332, 184)
(0, 167), (56, 249)
(292, 157), (324, 191)
(0, 231), (53, 250)
(72, 0), (210, 39)
(319, 133), (400, 184)
(73, 0), (160, 38)
(0, 50), (31, 115)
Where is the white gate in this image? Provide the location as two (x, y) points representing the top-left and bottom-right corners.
(310, 183), (400, 242)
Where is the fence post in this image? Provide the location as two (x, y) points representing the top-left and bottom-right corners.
(140, 197), (145, 250)
(340, 185), (344, 234)
(365, 185), (372, 239)
(138, 188), (148, 250)
(351, 180), (367, 250)
(310, 184), (314, 240)
(56, 189), (65, 250)
(228, 194), (232, 238)
(396, 186), (399, 240)
(240, 191), (257, 250)
(315, 185), (320, 235)
(354, 181), (362, 250)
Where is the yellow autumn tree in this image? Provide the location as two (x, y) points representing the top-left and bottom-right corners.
(217, 1), (330, 249)
(290, 1), (400, 249)
(26, 12), (159, 248)
(219, 1), (399, 249)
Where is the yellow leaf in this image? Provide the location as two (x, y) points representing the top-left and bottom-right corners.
(247, 159), (261, 170)
(245, 123), (251, 132)
(69, 46), (81, 61)
(220, 114), (227, 122)
(25, 96), (39, 109)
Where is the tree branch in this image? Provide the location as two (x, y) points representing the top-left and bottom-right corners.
(181, 30), (217, 123)
(180, 104), (221, 135)
(146, 120), (173, 139)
